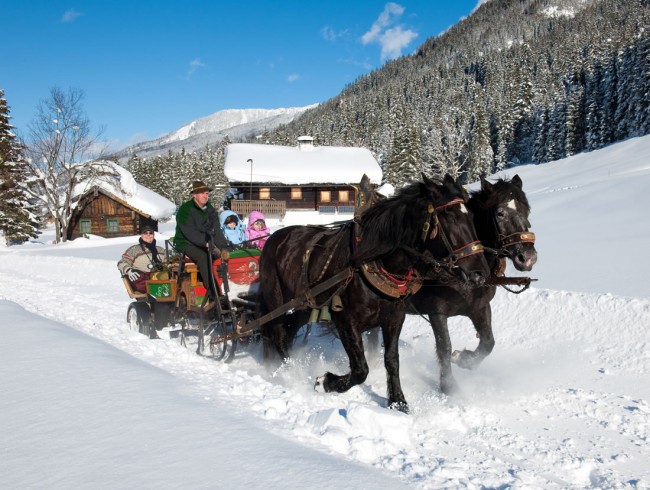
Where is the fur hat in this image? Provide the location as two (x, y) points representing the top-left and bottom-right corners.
(191, 181), (212, 194)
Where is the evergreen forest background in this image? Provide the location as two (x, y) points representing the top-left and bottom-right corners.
(125, 0), (650, 203)
(2, 0), (649, 241)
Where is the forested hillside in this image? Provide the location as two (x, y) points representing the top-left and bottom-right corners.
(126, 0), (649, 197)
(263, 0), (649, 186)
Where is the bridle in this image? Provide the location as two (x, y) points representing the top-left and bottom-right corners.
(357, 194), (485, 298)
(486, 197), (536, 257)
(420, 197), (484, 269)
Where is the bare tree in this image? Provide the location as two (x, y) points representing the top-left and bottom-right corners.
(24, 87), (111, 243)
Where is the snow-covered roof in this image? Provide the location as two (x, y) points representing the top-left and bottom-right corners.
(73, 161), (176, 220)
(224, 142), (382, 185)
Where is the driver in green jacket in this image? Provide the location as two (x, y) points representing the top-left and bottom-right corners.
(173, 180), (229, 303)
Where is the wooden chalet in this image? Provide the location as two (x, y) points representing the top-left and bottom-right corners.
(67, 183), (175, 240)
(224, 137), (382, 220)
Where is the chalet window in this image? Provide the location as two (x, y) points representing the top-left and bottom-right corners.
(290, 187), (302, 200)
(320, 190), (331, 202)
(79, 219), (92, 234)
(338, 190), (349, 202)
(259, 187), (271, 200)
(106, 218), (119, 233)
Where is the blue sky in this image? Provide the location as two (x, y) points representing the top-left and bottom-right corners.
(3, 1), (484, 151)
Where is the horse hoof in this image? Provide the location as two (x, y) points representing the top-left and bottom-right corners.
(388, 401), (409, 414)
(314, 375), (326, 393)
(440, 379), (459, 396)
(452, 349), (479, 370)
(451, 350), (462, 363)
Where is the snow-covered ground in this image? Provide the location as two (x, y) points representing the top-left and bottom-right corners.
(1, 136), (649, 489)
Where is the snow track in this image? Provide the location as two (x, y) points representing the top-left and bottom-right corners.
(1, 251), (648, 488)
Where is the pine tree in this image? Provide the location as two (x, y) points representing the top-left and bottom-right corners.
(565, 82), (587, 156)
(466, 85), (494, 180)
(0, 89), (41, 244)
(383, 104), (422, 188)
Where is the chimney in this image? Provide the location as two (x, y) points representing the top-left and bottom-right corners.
(297, 135), (314, 152)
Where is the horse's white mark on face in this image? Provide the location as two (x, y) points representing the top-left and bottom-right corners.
(507, 199), (517, 210)
(460, 203), (468, 214)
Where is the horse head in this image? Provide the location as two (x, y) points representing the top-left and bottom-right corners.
(473, 174), (538, 272)
(421, 174), (490, 286)
(352, 173), (489, 287)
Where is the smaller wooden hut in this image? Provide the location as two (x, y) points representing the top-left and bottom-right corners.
(66, 161), (176, 240)
(67, 187), (158, 240)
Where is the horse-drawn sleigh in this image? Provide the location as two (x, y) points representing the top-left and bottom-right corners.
(123, 245), (262, 360)
(122, 173), (537, 412)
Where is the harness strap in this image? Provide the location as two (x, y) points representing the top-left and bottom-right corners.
(238, 267), (354, 334)
(436, 197), (466, 210)
(379, 266), (411, 287)
(302, 226), (350, 308)
(451, 240), (484, 262)
(500, 231), (536, 247)
(421, 204), (434, 242)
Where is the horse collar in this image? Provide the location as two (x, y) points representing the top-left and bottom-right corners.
(360, 261), (423, 299)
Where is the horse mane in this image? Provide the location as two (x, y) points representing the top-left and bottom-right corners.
(470, 177), (531, 216)
(352, 177), (463, 265)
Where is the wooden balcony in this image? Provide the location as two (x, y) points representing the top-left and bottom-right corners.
(230, 200), (287, 218)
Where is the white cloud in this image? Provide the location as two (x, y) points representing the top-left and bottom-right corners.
(377, 26), (418, 60)
(187, 58), (207, 79)
(287, 74), (299, 82)
(321, 26), (348, 41)
(61, 9), (82, 23)
(362, 2), (404, 44)
(361, 2), (417, 61)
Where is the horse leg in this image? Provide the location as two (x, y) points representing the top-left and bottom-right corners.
(314, 320), (369, 395)
(430, 313), (458, 395)
(262, 315), (293, 363)
(288, 310), (311, 346)
(381, 321), (408, 413)
(365, 327), (381, 356)
(451, 305), (495, 370)
(260, 267), (299, 363)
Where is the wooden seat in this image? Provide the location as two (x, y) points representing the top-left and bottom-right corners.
(183, 262), (199, 272)
(122, 276), (147, 299)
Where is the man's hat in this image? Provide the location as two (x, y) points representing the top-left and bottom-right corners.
(191, 181), (212, 194)
(141, 225), (155, 233)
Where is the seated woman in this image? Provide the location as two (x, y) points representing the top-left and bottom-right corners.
(219, 210), (246, 247)
(245, 210), (270, 249)
(117, 225), (165, 293)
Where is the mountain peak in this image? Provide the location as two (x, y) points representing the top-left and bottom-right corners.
(112, 104), (318, 162)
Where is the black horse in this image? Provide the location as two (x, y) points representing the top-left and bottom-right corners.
(258, 174), (490, 411)
(409, 174), (537, 395)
